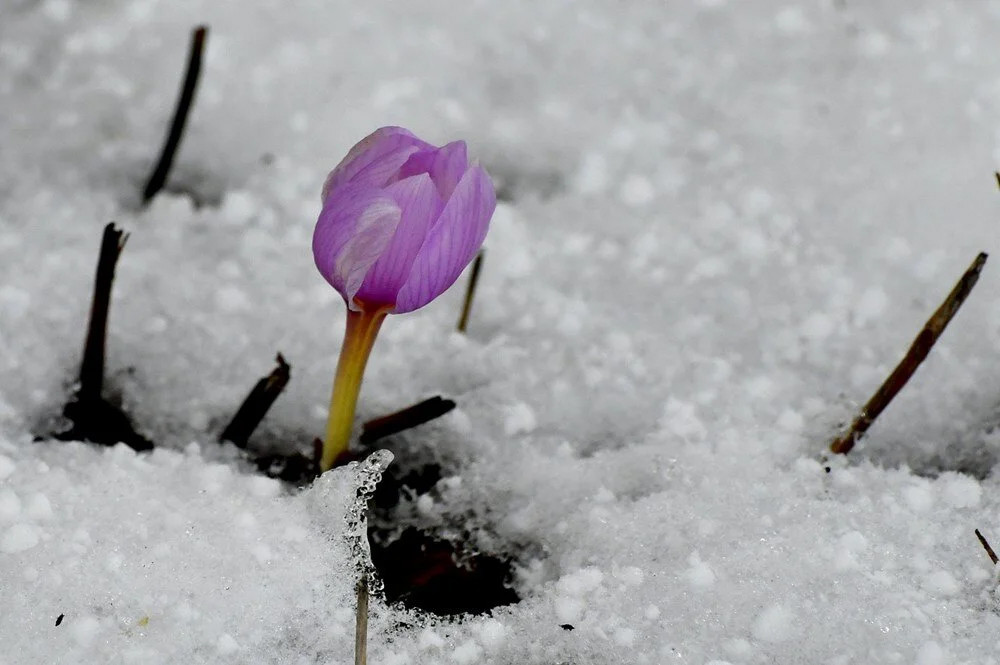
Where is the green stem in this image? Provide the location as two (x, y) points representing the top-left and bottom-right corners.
(320, 305), (388, 472)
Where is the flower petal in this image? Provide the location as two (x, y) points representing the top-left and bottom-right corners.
(396, 141), (469, 200)
(313, 183), (401, 307)
(321, 127), (432, 199)
(355, 173), (444, 307)
(393, 166), (496, 314)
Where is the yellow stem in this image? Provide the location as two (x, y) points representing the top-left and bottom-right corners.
(320, 304), (389, 472)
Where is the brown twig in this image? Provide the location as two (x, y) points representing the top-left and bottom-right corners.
(355, 578), (369, 665)
(830, 252), (988, 454)
(360, 396), (456, 445)
(220, 353), (290, 448)
(976, 529), (999, 565)
(142, 25), (208, 203)
(456, 250), (485, 333)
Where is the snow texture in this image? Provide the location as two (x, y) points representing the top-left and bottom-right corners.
(3, 0), (1000, 663)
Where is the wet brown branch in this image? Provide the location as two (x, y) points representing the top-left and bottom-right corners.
(456, 250), (485, 333)
(220, 353), (290, 448)
(360, 396), (456, 445)
(830, 252), (988, 454)
(142, 25), (208, 203)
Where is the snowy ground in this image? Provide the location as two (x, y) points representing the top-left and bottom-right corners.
(3, 0), (1000, 663)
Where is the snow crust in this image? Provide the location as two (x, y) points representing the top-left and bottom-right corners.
(3, 0), (1000, 663)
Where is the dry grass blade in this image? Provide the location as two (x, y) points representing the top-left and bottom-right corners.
(830, 252), (988, 454)
(976, 529), (998, 565)
(457, 250), (485, 333)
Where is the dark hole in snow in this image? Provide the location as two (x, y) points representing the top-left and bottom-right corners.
(369, 526), (520, 615)
(255, 450), (317, 484)
(253, 436), (523, 616)
(56, 395), (153, 452)
(367, 457), (522, 616)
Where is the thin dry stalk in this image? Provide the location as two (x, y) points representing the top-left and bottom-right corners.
(456, 250), (485, 333)
(360, 396), (456, 445)
(59, 223), (152, 451)
(830, 252), (988, 454)
(79, 223), (128, 400)
(142, 25), (208, 203)
(219, 353), (291, 448)
(355, 578), (368, 665)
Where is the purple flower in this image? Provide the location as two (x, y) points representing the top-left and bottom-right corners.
(312, 127), (496, 471)
(313, 126), (496, 314)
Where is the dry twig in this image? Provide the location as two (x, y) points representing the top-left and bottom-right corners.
(976, 528), (998, 565)
(830, 252), (988, 454)
(360, 396), (456, 445)
(220, 353), (290, 448)
(59, 223), (152, 451)
(79, 223), (127, 401)
(142, 25), (208, 203)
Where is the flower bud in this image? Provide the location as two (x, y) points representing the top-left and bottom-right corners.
(313, 126), (496, 314)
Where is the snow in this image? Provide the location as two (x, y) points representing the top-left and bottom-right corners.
(4, 0), (1000, 663)
(0, 523), (39, 553)
(751, 604), (796, 643)
(916, 641), (950, 665)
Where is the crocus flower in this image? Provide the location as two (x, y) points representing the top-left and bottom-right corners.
(313, 126), (496, 471)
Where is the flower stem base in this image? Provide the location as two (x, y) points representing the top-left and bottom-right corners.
(320, 304), (388, 472)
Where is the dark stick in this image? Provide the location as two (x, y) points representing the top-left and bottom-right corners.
(79, 223), (128, 400)
(456, 250), (485, 333)
(59, 223), (153, 452)
(220, 353), (290, 448)
(360, 396), (456, 445)
(355, 578), (368, 665)
(830, 252), (988, 454)
(142, 25), (208, 203)
(976, 529), (998, 565)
